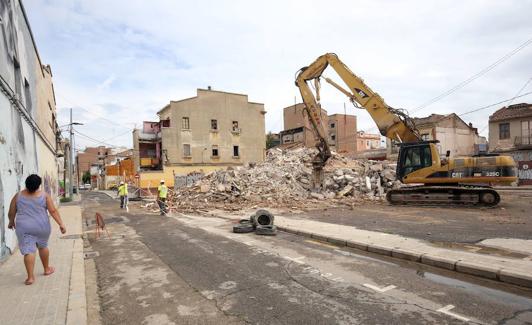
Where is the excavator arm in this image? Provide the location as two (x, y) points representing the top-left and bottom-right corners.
(295, 53), (420, 164)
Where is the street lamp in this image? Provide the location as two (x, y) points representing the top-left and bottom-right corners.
(64, 108), (84, 198)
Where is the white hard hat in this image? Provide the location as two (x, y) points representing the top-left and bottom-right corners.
(160, 179), (165, 183)
(120, 181), (124, 185)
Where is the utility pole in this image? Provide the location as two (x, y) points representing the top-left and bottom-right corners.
(69, 108), (74, 198)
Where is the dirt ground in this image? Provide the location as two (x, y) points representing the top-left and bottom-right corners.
(285, 190), (532, 244)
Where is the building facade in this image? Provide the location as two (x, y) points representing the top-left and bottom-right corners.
(328, 114), (357, 153)
(134, 88), (266, 188)
(0, 0), (59, 257)
(489, 103), (532, 185)
(387, 113), (483, 158)
(132, 121), (162, 172)
(281, 103), (328, 147)
(356, 131), (381, 152)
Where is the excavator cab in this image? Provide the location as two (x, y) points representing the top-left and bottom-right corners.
(396, 141), (438, 181)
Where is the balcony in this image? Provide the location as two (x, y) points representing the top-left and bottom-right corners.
(137, 131), (161, 141)
(514, 135), (532, 149)
(140, 157), (160, 167)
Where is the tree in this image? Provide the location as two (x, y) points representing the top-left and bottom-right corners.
(82, 171), (91, 184)
(266, 132), (278, 149)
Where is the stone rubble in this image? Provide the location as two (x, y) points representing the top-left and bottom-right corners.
(166, 147), (400, 211)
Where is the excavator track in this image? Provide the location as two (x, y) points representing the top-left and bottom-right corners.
(386, 185), (500, 207)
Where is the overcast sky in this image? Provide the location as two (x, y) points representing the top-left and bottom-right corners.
(25, 0), (532, 150)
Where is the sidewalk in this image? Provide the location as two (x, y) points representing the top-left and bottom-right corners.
(0, 205), (86, 325)
(211, 210), (532, 288)
(275, 215), (532, 288)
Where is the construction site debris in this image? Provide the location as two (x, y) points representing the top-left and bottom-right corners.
(158, 147), (399, 212)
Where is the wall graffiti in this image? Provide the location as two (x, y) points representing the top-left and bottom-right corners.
(0, 0), (57, 258)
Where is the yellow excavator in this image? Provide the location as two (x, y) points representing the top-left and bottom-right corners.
(295, 53), (517, 206)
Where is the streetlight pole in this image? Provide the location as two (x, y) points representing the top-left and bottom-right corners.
(69, 108), (74, 198)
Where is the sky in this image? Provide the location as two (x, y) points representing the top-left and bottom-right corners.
(25, 0), (532, 150)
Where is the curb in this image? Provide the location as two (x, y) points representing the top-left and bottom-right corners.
(276, 225), (532, 289)
(95, 190), (116, 199)
(65, 208), (88, 325)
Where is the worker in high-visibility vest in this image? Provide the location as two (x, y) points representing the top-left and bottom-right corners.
(157, 179), (168, 215)
(118, 181), (128, 209)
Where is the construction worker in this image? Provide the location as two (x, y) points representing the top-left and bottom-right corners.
(157, 179), (168, 215)
(118, 181), (128, 209)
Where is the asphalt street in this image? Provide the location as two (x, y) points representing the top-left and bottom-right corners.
(82, 191), (532, 324)
(286, 191), (532, 243)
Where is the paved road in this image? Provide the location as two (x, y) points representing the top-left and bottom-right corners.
(82, 192), (532, 324)
(286, 191), (532, 244)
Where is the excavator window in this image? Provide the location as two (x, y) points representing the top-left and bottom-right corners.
(398, 145), (432, 179)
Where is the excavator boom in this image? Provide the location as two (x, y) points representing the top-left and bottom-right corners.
(295, 53), (517, 206)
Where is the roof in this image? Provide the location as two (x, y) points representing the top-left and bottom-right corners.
(412, 113), (447, 126)
(412, 113), (473, 130)
(158, 88), (263, 115)
(489, 103), (532, 122)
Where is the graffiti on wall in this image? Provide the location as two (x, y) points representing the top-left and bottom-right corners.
(0, 0), (42, 257)
(518, 161), (532, 185)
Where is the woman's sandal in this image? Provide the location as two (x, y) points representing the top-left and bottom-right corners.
(44, 266), (55, 276)
(24, 278), (34, 285)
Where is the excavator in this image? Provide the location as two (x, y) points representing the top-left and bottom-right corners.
(295, 53), (517, 206)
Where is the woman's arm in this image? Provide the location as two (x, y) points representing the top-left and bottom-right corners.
(7, 194), (17, 229)
(46, 194), (67, 234)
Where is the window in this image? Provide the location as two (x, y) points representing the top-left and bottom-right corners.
(183, 144), (191, 157)
(212, 145), (219, 157)
(400, 145), (432, 177)
(182, 117), (190, 129)
(522, 121), (531, 145)
(366, 140), (370, 146)
(14, 58), (21, 98)
(211, 119), (218, 130)
(421, 133), (430, 141)
(331, 134), (336, 141)
(233, 145), (239, 157)
(232, 121), (239, 131)
(499, 123), (510, 139)
(330, 123), (335, 128)
(161, 119), (170, 128)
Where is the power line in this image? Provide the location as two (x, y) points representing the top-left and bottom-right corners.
(73, 129), (122, 148)
(458, 90), (532, 117)
(508, 77), (532, 106)
(55, 94), (136, 130)
(414, 37), (532, 112)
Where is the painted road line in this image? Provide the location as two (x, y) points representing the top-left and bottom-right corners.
(363, 284), (396, 293)
(305, 240), (338, 249)
(284, 256), (306, 264)
(437, 305), (470, 322)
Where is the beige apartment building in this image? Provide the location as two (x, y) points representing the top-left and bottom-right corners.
(328, 114), (357, 153)
(135, 88), (265, 187)
(489, 103), (532, 185)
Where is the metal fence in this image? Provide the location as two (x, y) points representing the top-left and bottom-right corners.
(174, 172), (204, 190)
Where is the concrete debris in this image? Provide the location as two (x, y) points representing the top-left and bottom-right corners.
(165, 147), (400, 211)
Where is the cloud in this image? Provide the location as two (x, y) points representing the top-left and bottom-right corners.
(25, 0), (532, 149)
(96, 74), (116, 91)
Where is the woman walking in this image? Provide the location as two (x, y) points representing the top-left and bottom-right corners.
(7, 174), (67, 285)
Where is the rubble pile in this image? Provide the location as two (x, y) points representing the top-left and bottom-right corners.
(168, 147), (400, 211)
